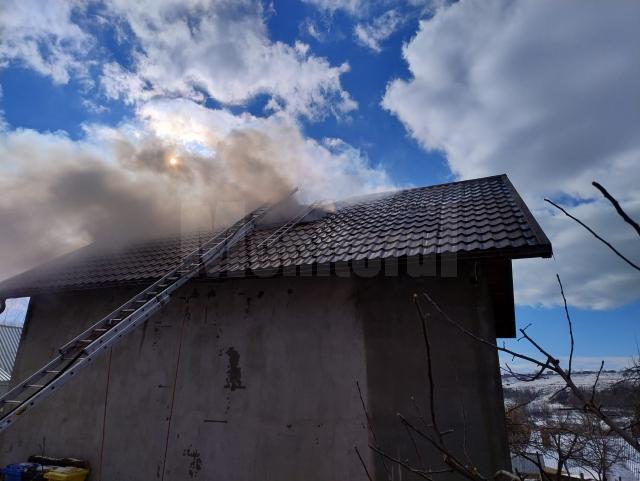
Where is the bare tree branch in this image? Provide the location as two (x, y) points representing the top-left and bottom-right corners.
(556, 275), (574, 376)
(354, 446), (374, 481)
(420, 292), (640, 453)
(414, 294), (443, 441)
(591, 361), (605, 404)
(369, 445), (438, 481)
(592, 181), (640, 238)
(544, 198), (640, 272)
(357, 380), (392, 480)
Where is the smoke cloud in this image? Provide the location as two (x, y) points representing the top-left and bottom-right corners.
(0, 99), (393, 281)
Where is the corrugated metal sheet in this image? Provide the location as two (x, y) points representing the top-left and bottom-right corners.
(0, 325), (22, 382)
(0, 174), (551, 296)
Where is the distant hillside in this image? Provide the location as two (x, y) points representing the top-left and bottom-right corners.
(502, 369), (624, 401)
(502, 368), (635, 421)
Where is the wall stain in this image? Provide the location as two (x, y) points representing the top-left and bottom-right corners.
(224, 347), (245, 391)
(138, 318), (150, 353)
(182, 446), (203, 478)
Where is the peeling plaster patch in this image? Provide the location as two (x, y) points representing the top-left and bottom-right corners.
(224, 347), (245, 391)
(182, 445), (203, 478)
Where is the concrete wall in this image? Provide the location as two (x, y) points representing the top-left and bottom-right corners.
(0, 261), (510, 480)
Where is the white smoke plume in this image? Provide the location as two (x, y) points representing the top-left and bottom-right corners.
(0, 99), (393, 281)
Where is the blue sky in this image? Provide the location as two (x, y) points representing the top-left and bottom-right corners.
(0, 0), (638, 371)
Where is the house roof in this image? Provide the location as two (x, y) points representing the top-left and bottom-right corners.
(0, 174), (551, 298)
(0, 324), (22, 382)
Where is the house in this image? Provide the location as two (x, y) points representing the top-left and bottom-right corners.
(0, 174), (551, 480)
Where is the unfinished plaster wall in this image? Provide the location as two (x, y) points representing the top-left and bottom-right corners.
(0, 262), (509, 480)
(355, 261), (510, 480)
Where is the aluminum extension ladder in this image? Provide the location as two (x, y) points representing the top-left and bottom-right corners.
(0, 191), (296, 433)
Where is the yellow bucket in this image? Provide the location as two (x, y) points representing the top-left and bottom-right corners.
(43, 466), (90, 481)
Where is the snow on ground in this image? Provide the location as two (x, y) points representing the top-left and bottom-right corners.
(503, 370), (639, 481)
(502, 370), (624, 398)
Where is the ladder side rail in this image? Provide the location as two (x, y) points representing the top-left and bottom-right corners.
(0, 292), (165, 432)
(0, 190), (298, 431)
(0, 213), (263, 430)
(56, 225), (239, 354)
(1, 223), (237, 406)
(0, 355), (68, 407)
(85, 215), (261, 353)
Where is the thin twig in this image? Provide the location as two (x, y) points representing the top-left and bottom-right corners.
(404, 422), (425, 470)
(591, 360), (605, 404)
(592, 181), (640, 238)
(420, 292), (640, 453)
(413, 294), (443, 441)
(354, 446), (374, 481)
(356, 381), (392, 480)
(369, 445), (436, 481)
(399, 415), (488, 481)
(544, 198), (640, 272)
(556, 275), (574, 376)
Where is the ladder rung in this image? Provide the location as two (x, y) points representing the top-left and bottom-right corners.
(134, 300), (147, 303)
(45, 370), (60, 374)
(3, 400), (21, 404)
(93, 328), (108, 333)
(122, 309), (136, 312)
(26, 384), (44, 389)
(78, 340), (93, 344)
(110, 318), (123, 322)
(62, 353), (87, 361)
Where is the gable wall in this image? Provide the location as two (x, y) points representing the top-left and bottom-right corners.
(0, 260), (510, 480)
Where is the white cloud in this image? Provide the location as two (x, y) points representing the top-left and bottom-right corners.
(0, 86), (6, 132)
(383, 0), (640, 309)
(0, 0), (356, 120)
(301, 0), (363, 15)
(0, 0), (93, 84)
(354, 9), (404, 53)
(98, 0), (356, 119)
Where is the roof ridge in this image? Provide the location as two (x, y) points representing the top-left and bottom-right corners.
(332, 174), (507, 207)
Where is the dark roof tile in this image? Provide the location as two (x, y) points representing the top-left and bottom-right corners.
(0, 175), (551, 297)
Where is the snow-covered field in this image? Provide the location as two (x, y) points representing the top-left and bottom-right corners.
(502, 370), (624, 393)
(502, 370), (639, 481)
